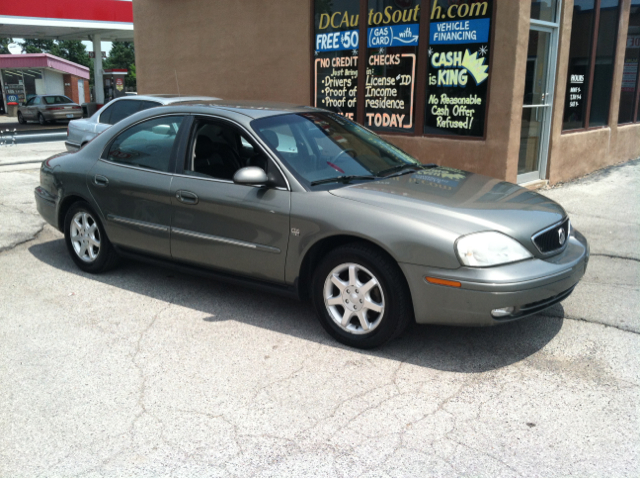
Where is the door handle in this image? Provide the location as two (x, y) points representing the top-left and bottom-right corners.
(94, 174), (109, 187)
(176, 190), (199, 205)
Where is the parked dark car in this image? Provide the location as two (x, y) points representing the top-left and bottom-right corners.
(18, 95), (82, 125)
(34, 101), (589, 348)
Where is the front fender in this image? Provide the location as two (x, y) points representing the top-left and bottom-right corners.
(284, 191), (460, 285)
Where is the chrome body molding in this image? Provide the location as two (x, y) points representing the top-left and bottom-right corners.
(107, 214), (170, 232)
(171, 227), (280, 254)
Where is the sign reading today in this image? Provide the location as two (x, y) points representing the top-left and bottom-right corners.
(364, 0), (421, 133)
(424, 0), (492, 137)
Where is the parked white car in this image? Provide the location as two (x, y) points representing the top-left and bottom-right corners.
(65, 94), (220, 151)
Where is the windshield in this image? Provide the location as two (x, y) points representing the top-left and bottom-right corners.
(251, 112), (421, 187)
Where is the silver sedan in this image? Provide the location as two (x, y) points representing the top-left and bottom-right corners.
(34, 101), (589, 348)
(18, 95), (82, 125)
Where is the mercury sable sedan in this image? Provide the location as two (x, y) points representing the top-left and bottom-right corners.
(34, 101), (589, 348)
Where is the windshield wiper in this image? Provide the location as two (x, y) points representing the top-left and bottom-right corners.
(378, 163), (438, 178)
(310, 175), (377, 186)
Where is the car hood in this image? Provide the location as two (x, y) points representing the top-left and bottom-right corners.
(329, 167), (566, 252)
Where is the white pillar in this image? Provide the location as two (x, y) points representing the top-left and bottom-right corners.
(92, 34), (104, 104)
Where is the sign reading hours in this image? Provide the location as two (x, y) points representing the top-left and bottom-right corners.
(314, 0), (361, 120)
(424, 0), (492, 137)
(365, 0), (421, 133)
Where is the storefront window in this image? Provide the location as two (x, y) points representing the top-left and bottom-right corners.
(530, 0), (558, 23)
(2, 69), (43, 105)
(312, 0), (495, 138)
(313, 0), (361, 121)
(424, 0), (493, 137)
(590, 1), (620, 127)
(364, 0), (421, 133)
(562, 0), (620, 131)
(618, 0), (640, 124)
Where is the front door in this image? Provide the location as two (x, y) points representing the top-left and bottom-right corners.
(517, 19), (560, 184)
(170, 117), (291, 283)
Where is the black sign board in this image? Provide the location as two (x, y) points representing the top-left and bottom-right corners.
(314, 0), (361, 121)
(364, 0), (421, 133)
(424, 0), (493, 137)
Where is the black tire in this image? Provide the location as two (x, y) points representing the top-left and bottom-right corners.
(64, 201), (119, 273)
(17, 112), (25, 124)
(38, 113), (47, 125)
(311, 243), (414, 349)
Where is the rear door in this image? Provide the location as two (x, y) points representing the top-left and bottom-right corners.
(169, 116), (291, 283)
(88, 114), (186, 258)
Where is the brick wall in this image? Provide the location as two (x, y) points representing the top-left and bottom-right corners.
(63, 74), (90, 104)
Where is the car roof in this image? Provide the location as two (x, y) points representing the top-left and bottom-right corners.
(128, 94), (222, 105)
(159, 99), (323, 119)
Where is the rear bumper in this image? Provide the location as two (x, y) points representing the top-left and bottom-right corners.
(34, 186), (59, 231)
(400, 229), (589, 326)
(43, 110), (82, 121)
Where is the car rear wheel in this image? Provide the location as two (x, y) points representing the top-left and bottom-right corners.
(38, 113), (47, 125)
(311, 243), (414, 349)
(17, 112), (25, 124)
(64, 202), (119, 273)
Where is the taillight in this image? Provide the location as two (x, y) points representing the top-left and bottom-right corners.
(46, 106), (64, 111)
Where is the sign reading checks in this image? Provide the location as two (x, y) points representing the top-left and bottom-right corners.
(313, 0), (493, 138)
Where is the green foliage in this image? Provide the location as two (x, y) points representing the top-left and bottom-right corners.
(104, 41), (136, 89)
(0, 37), (14, 54)
(19, 39), (56, 54)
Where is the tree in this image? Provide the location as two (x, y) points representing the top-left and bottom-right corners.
(19, 39), (56, 54)
(0, 37), (14, 54)
(104, 41), (136, 89)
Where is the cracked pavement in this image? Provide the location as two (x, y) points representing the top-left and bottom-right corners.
(0, 144), (638, 476)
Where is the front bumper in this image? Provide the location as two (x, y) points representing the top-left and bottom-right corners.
(400, 229), (589, 326)
(65, 141), (80, 152)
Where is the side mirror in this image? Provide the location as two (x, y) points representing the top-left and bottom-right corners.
(233, 166), (269, 186)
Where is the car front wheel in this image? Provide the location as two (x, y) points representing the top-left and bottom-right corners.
(17, 112), (25, 124)
(64, 202), (119, 273)
(311, 243), (414, 349)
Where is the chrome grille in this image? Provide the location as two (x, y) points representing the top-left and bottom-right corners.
(533, 218), (570, 254)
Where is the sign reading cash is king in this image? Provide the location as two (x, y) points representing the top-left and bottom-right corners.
(424, 0), (492, 137)
(314, 0), (361, 120)
(364, 0), (421, 133)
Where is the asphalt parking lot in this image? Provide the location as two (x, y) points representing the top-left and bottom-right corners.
(1, 142), (638, 477)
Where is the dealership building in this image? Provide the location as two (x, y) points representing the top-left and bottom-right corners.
(132, 0), (640, 186)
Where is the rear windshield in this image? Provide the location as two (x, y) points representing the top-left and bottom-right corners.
(43, 96), (74, 105)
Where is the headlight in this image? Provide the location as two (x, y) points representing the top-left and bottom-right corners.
(456, 232), (532, 267)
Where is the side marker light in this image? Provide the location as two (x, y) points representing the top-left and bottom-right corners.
(425, 277), (461, 288)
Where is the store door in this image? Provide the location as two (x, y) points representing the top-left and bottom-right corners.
(517, 24), (559, 184)
(77, 79), (85, 105)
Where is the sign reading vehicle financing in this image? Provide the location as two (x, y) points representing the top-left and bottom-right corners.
(430, 18), (490, 45)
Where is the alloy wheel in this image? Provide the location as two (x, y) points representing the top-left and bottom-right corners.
(70, 211), (101, 262)
(323, 262), (385, 334)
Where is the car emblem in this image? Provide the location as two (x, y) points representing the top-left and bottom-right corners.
(558, 227), (566, 246)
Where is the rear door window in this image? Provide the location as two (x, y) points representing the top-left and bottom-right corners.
(107, 100), (142, 125)
(137, 100), (162, 112)
(106, 116), (184, 172)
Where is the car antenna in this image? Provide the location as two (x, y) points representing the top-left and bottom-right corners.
(174, 69), (181, 97)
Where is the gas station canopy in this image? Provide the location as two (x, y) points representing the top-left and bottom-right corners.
(0, 0), (133, 104)
(0, 0), (133, 41)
